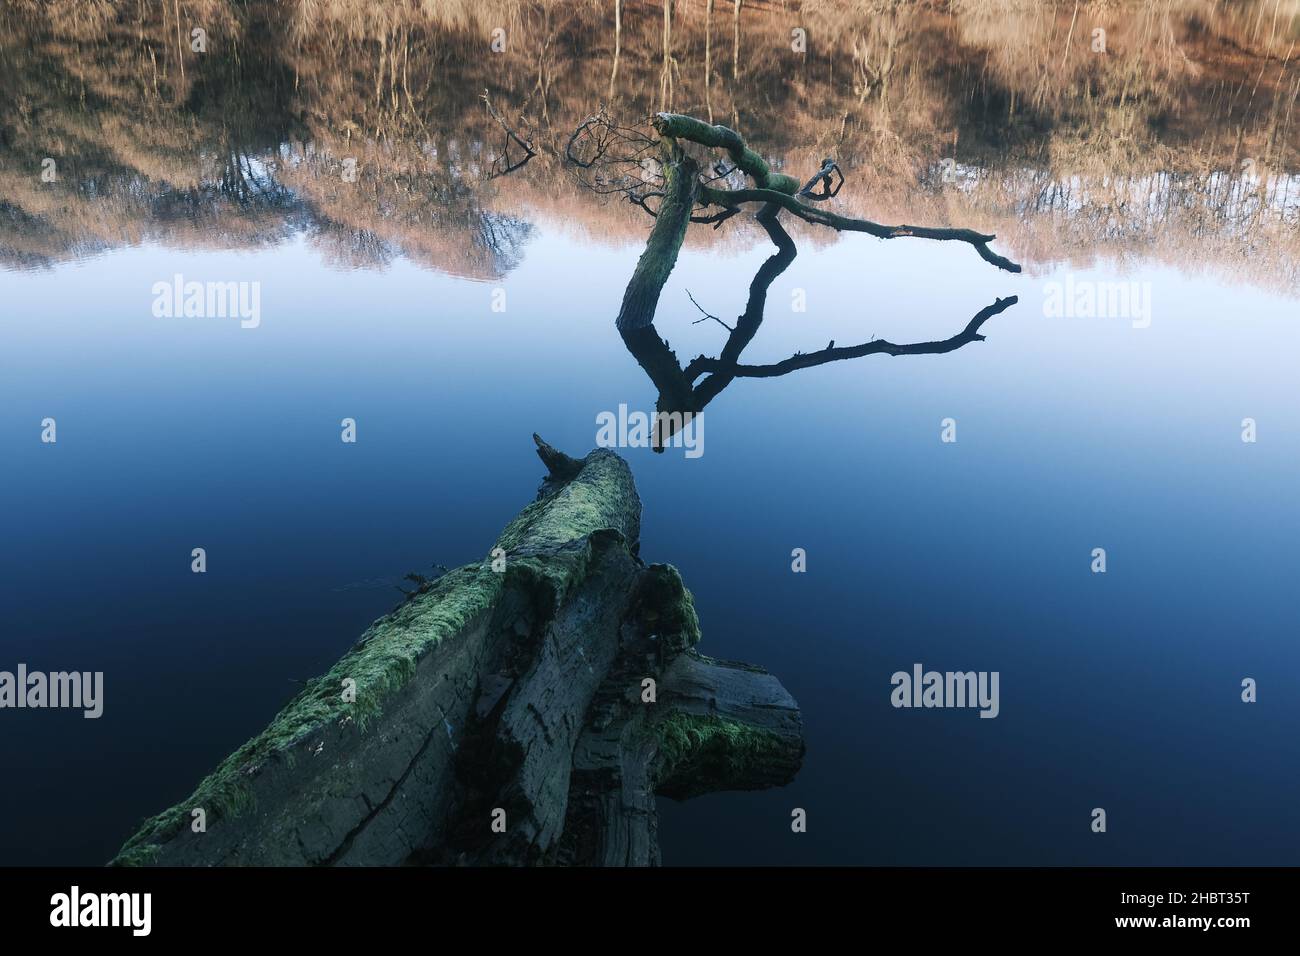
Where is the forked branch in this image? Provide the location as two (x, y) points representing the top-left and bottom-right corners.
(686, 296), (1019, 379)
(481, 93), (537, 180)
(645, 111), (1022, 273)
(698, 184), (1021, 272)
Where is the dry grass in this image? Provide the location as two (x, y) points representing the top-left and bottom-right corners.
(1, 0), (1296, 289)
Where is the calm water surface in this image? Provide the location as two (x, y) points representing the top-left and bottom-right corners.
(2, 0), (1298, 865)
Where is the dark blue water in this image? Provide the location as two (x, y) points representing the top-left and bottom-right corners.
(3, 223), (1298, 865)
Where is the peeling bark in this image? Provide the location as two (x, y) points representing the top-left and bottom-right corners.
(112, 437), (802, 867)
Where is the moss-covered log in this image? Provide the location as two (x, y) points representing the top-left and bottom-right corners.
(112, 436), (803, 867)
(651, 112), (801, 195)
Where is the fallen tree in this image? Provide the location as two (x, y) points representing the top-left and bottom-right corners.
(564, 111), (1020, 450)
(112, 437), (803, 867)
(564, 110), (1022, 331)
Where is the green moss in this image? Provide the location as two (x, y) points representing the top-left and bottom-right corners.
(651, 113), (801, 194)
(637, 564), (701, 652)
(108, 843), (160, 868)
(652, 713), (790, 798)
(506, 550), (589, 611)
(114, 564), (505, 862)
(114, 444), (643, 864)
(614, 144), (700, 333)
(495, 450), (639, 554)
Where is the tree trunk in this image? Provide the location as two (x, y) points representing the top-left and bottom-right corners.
(609, 0), (622, 99)
(661, 0), (675, 109)
(112, 437), (803, 866)
(614, 141), (700, 333)
(705, 0), (715, 122)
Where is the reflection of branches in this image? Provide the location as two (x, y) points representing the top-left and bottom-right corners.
(566, 111), (1020, 271)
(686, 289), (733, 331)
(566, 108), (660, 194)
(686, 295), (1019, 380)
(674, 114), (1018, 271)
(613, 189), (1019, 452)
(481, 92), (536, 180)
(587, 110), (1022, 450)
(798, 158), (843, 201)
(216, 150), (294, 204)
(620, 209), (1018, 451)
(700, 182), (1021, 272)
(473, 212), (535, 274)
(565, 109), (744, 228)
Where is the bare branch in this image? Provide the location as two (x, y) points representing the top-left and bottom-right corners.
(481, 92), (536, 180)
(701, 184), (1020, 272)
(686, 295), (1019, 379)
(798, 158), (844, 201)
(690, 205), (741, 228)
(686, 289), (734, 331)
(564, 108), (675, 216)
(642, 110), (1020, 272)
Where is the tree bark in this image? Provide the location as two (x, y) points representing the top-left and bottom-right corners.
(615, 141), (701, 333)
(112, 437), (803, 867)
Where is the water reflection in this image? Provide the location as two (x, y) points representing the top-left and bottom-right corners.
(1, 0), (1296, 288)
(4, 1), (1300, 870)
(621, 205), (1018, 450)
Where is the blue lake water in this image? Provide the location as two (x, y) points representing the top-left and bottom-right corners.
(3, 219), (1298, 864)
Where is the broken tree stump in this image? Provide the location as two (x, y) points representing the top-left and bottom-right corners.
(113, 436), (803, 866)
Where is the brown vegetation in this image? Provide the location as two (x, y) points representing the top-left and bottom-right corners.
(1, 1), (1297, 289)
